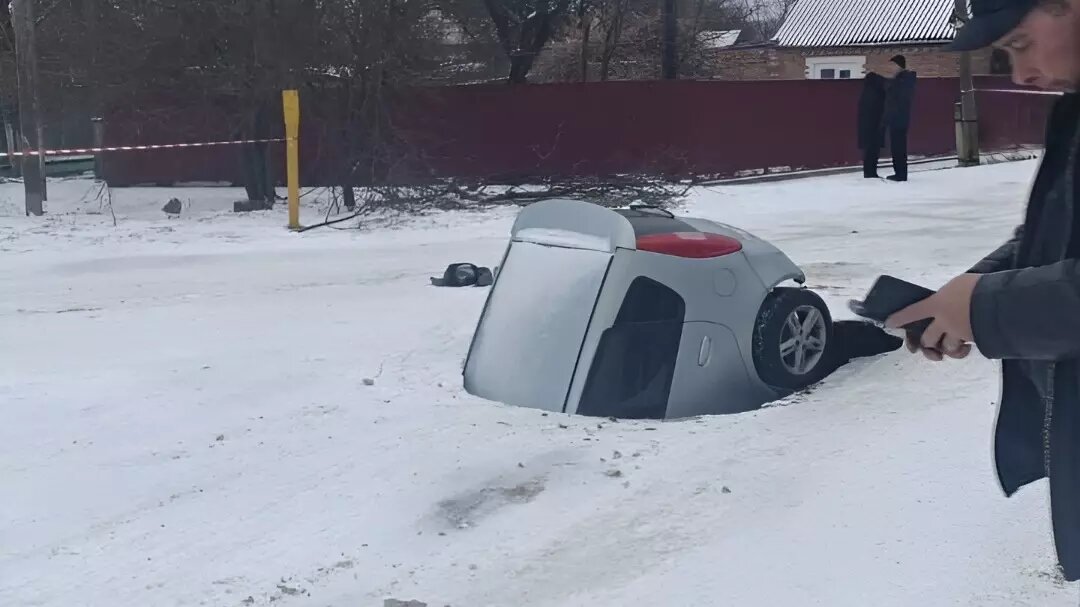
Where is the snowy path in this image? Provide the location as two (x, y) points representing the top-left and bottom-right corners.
(1, 163), (1075, 606)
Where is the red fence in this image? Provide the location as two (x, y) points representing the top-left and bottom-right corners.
(977, 87), (1053, 151)
(101, 77), (1054, 187)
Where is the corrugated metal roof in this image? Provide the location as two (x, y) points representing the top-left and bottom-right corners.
(774, 0), (957, 47)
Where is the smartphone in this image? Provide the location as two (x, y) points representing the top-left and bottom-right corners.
(849, 275), (936, 342)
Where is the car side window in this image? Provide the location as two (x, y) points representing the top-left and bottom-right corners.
(615, 276), (685, 324)
(577, 277), (686, 419)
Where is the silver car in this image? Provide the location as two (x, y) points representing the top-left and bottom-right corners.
(462, 199), (833, 419)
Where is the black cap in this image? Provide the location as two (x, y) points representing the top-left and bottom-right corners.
(949, 0), (1038, 51)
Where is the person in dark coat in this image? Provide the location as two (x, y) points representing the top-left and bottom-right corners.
(882, 55), (917, 181)
(857, 71), (888, 178)
(886, 0), (1080, 590)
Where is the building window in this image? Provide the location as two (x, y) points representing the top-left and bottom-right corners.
(806, 56), (865, 80)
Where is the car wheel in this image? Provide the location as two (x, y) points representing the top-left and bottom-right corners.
(752, 287), (834, 390)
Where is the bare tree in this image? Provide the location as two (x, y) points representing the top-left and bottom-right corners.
(0, 0), (692, 222)
(527, 0), (767, 81)
(746, 0), (798, 40)
(678, 0), (756, 77)
(596, 0), (632, 80)
(0, 0), (448, 207)
(481, 0), (575, 83)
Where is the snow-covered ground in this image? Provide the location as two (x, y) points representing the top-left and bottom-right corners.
(2, 162), (1075, 607)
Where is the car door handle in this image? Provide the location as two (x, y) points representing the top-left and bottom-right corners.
(698, 335), (712, 366)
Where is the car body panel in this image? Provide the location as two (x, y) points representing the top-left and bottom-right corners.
(681, 217), (806, 287)
(463, 239), (612, 412)
(562, 246), (778, 416)
(665, 321), (774, 418)
(463, 199), (805, 419)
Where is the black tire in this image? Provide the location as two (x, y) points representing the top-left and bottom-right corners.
(752, 287), (835, 391)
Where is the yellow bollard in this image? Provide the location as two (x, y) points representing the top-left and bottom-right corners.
(282, 89), (301, 230)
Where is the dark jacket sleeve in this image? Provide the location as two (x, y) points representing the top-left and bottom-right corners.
(885, 71), (917, 128)
(896, 72), (916, 109)
(857, 74), (886, 149)
(968, 225), (1024, 274)
(971, 258), (1080, 360)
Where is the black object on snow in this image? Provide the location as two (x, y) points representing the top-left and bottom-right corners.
(431, 263), (494, 287)
(828, 320), (905, 370)
(162, 198), (182, 215)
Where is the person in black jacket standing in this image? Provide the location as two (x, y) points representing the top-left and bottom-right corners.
(883, 55), (917, 181)
(858, 71), (888, 178)
(886, 0), (1080, 591)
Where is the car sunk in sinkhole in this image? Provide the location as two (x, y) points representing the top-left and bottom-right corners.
(462, 199), (835, 420)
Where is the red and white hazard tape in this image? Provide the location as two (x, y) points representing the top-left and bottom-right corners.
(0, 136), (291, 158)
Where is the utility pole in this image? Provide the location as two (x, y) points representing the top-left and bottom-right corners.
(661, 0), (677, 79)
(954, 0), (980, 166)
(12, 0), (44, 215)
(3, 111), (17, 177)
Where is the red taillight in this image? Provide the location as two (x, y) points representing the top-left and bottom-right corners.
(635, 232), (743, 258)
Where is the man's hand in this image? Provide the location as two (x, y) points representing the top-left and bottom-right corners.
(885, 274), (981, 361)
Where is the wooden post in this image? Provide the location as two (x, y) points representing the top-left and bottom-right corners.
(283, 90), (301, 231)
(12, 0), (44, 215)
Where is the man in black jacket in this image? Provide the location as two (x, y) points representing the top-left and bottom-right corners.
(887, 0), (1080, 586)
(858, 71), (888, 178)
(883, 55), (917, 181)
